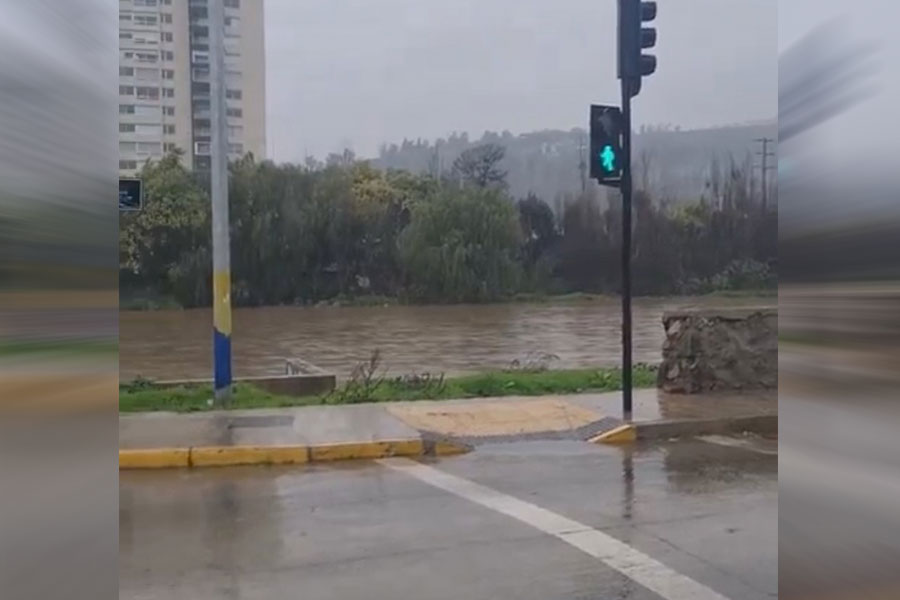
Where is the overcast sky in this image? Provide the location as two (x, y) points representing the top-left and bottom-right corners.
(265, 0), (777, 162)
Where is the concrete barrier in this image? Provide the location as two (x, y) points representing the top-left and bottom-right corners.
(154, 357), (336, 397)
(658, 307), (777, 393)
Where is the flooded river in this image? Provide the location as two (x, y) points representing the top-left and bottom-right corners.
(119, 296), (773, 381)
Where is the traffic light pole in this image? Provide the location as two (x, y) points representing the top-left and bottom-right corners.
(620, 78), (634, 422)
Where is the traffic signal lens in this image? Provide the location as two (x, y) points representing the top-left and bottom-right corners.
(600, 145), (616, 173)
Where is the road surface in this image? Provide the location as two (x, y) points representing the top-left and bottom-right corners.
(120, 436), (776, 600)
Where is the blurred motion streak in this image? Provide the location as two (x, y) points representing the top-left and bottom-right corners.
(0, 1), (117, 599)
(779, 8), (900, 600)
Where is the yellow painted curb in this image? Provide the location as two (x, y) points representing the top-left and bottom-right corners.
(429, 440), (472, 456)
(588, 424), (637, 444)
(310, 439), (425, 462)
(119, 438), (472, 469)
(191, 445), (310, 467)
(119, 448), (190, 469)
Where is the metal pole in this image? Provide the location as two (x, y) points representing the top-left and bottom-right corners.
(620, 78), (633, 422)
(209, 0), (232, 406)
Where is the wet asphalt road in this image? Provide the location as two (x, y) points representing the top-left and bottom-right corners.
(119, 438), (777, 600)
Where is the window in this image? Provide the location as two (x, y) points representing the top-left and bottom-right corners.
(119, 141), (136, 153)
(136, 141), (162, 155)
(161, 13), (173, 24)
(119, 104), (135, 114)
(192, 67), (209, 80)
(119, 14), (132, 22)
(136, 67), (159, 81)
(135, 105), (160, 119)
(191, 25), (209, 37)
(192, 82), (210, 95)
(134, 15), (157, 26)
(119, 160), (138, 170)
(225, 89), (242, 100)
(119, 85), (134, 95)
(123, 51), (134, 59)
(119, 66), (134, 77)
(163, 88), (174, 98)
(194, 141), (210, 155)
(133, 34), (157, 45)
(229, 143), (243, 154)
(162, 50), (174, 61)
(164, 124), (175, 134)
(135, 51), (158, 63)
(162, 69), (174, 79)
(119, 123), (136, 132)
(164, 142), (177, 152)
(162, 0), (171, 5)
(226, 107), (242, 118)
(192, 44), (209, 52)
(136, 86), (159, 100)
(190, 7), (208, 19)
(224, 0), (240, 8)
(191, 50), (209, 64)
(228, 125), (243, 137)
(161, 32), (173, 43)
(164, 106), (175, 116)
(134, 0), (158, 6)
(194, 98), (210, 110)
(225, 16), (240, 27)
(119, 32), (132, 40)
(135, 124), (162, 135)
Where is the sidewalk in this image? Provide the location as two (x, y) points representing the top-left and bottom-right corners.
(119, 388), (777, 468)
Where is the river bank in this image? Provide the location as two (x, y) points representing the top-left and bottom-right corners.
(119, 365), (658, 413)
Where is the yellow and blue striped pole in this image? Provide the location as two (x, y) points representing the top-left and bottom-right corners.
(210, 0), (231, 405)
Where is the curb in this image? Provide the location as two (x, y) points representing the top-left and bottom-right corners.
(590, 414), (777, 445)
(119, 438), (471, 470)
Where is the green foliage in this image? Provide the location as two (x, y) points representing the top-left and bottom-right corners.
(118, 365), (658, 412)
(399, 186), (523, 302)
(120, 151), (775, 307)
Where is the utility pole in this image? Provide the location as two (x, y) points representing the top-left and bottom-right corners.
(755, 137), (775, 212)
(209, 0), (232, 407)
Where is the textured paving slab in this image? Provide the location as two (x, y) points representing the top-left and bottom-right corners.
(387, 397), (605, 439)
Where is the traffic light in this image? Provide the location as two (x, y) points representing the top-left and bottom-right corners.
(618, 0), (657, 97)
(589, 104), (623, 186)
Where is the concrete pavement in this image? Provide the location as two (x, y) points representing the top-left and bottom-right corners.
(119, 436), (777, 600)
(119, 388), (777, 468)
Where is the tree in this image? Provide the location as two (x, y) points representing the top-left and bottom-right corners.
(451, 143), (507, 189)
(119, 149), (210, 306)
(399, 186), (522, 302)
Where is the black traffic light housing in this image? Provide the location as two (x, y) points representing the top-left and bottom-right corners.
(618, 0), (657, 97)
(589, 105), (623, 186)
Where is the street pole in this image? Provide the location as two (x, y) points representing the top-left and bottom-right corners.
(620, 78), (633, 422)
(209, 0), (232, 406)
(755, 137), (775, 212)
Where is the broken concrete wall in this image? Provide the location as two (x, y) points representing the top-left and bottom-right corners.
(658, 307), (777, 393)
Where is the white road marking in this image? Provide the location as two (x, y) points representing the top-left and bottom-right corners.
(699, 435), (778, 455)
(377, 457), (732, 600)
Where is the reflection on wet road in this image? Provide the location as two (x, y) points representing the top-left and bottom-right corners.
(119, 439), (776, 600)
(119, 296), (770, 380)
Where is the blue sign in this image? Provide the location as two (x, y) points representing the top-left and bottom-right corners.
(119, 178), (142, 211)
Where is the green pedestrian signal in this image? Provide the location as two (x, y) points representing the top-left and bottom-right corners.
(600, 145), (616, 173)
(589, 105), (623, 186)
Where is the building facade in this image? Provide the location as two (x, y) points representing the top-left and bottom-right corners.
(118, 0), (265, 174)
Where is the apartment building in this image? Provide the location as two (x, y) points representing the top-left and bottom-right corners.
(118, 0), (265, 174)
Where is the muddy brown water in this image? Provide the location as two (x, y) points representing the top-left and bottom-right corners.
(119, 296), (772, 381)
